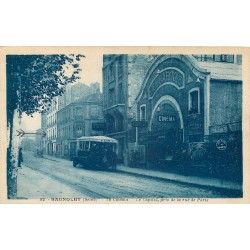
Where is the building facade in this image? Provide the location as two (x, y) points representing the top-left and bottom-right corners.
(135, 54), (242, 175)
(46, 97), (58, 156)
(58, 82), (92, 111)
(102, 54), (153, 164)
(57, 85), (103, 159)
(103, 54), (242, 176)
(39, 112), (47, 153)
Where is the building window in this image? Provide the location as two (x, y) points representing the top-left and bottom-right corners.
(189, 88), (200, 115)
(140, 105), (146, 121)
(108, 88), (115, 106)
(108, 64), (115, 83)
(104, 68), (109, 83)
(74, 124), (84, 136)
(118, 82), (124, 103)
(193, 54), (213, 61)
(90, 105), (98, 117)
(193, 54), (235, 63)
(214, 54), (234, 63)
(118, 56), (123, 76)
(83, 141), (90, 150)
(236, 55), (242, 64)
(74, 107), (82, 122)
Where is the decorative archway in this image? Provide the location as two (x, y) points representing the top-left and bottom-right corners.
(114, 111), (124, 132)
(149, 95), (184, 142)
(136, 54), (208, 103)
(105, 114), (115, 134)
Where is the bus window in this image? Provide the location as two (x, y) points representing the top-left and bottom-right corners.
(91, 142), (102, 153)
(85, 141), (90, 150)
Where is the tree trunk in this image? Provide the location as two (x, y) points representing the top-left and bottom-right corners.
(7, 108), (20, 199)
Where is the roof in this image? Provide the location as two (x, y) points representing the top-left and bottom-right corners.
(197, 61), (242, 81)
(77, 136), (118, 143)
(86, 93), (103, 102)
(76, 93), (103, 103)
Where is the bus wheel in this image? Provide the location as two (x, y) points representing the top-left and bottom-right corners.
(73, 161), (77, 167)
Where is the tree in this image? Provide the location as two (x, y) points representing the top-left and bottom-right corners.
(6, 54), (85, 198)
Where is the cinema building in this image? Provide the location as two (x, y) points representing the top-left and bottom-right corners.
(102, 54), (242, 175)
(135, 54), (242, 172)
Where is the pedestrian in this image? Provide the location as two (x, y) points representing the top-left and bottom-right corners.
(18, 147), (23, 168)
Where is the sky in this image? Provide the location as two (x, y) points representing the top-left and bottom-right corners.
(21, 52), (103, 132)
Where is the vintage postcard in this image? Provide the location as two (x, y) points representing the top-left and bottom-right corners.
(0, 47), (249, 204)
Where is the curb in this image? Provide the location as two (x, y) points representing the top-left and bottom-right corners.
(116, 167), (243, 197)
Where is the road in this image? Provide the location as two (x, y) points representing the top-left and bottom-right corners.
(18, 151), (235, 199)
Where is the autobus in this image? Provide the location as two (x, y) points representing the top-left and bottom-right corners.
(72, 136), (118, 171)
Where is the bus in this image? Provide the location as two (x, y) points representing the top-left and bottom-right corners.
(72, 136), (118, 171)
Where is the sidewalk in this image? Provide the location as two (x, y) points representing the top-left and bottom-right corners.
(43, 154), (242, 192)
(17, 165), (85, 199)
(117, 165), (242, 192)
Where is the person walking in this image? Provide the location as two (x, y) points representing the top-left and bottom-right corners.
(18, 147), (23, 168)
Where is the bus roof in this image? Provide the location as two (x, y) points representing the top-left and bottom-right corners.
(77, 136), (118, 143)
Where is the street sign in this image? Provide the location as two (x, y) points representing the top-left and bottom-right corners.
(216, 139), (227, 150)
(92, 122), (106, 131)
(131, 121), (148, 128)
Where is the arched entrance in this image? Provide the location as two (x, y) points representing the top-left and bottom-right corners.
(105, 112), (125, 163)
(147, 95), (184, 166)
(105, 114), (115, 134)
(149, 95), (184, 131)
(115, 112), (124, 132)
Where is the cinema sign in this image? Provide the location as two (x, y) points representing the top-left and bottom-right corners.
(158, 115), (176, 122)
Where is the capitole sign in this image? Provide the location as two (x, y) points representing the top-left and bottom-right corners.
(149, 69), (184, 97)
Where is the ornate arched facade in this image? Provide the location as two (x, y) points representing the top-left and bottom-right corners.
(135, 55), (209, 166)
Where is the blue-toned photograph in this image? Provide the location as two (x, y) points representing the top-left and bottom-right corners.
(6, 52), (243, 201)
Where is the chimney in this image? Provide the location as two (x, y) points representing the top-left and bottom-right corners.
(90, 82), (100, 94)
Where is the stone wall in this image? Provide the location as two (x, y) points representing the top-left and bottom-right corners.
(127, 55), (153, 119)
